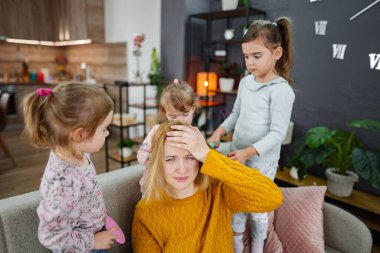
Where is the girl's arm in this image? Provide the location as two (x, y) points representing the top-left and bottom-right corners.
(132, 209), (161, 252)
(137, 124), (160, 166)
(37, 178), (95, 251)
(202, 150), (283, 213)
(253, 84), (295, 156)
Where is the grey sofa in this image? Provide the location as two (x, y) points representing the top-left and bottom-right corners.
(0, 163), (372, 253)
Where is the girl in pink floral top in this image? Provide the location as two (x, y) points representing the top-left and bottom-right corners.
(137, 79), (200, 193)
(23, 83), (119, 253)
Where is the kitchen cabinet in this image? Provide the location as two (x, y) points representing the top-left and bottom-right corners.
(0, 0), (55, 41)
(0, 0), (104, 42)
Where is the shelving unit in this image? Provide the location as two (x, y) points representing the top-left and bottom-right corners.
(104, 81), (157, 171)
(187, 8), (266, 76)
(186, 8), (266, 134)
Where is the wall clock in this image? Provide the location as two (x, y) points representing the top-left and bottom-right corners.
(311, 0), (380, 69)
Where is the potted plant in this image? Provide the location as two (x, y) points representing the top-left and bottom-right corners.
(117, 139), (136, 158)
(305, 119), (380, 197)
(286, 137), (327, 180)
(218, 62), (242, 92)
(148, 47), (164, 100)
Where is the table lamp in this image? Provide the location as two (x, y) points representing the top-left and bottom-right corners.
(196, 72), (217, 96)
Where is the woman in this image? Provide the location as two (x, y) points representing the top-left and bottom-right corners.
(132, 121), (283, 252)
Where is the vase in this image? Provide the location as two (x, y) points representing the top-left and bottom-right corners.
(134, 56), (142, 83)
(325, 168), (359, 197)
(219, 78), (234, 92)
(221, 0), (239, 10)
(119, 147), (132, 158)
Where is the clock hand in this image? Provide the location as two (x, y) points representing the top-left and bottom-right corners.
(349, 0), (380, 21)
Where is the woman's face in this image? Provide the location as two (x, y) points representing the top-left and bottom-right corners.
(162, 140), (199, 199)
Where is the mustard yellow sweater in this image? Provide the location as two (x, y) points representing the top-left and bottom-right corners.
(132, 150), (283, 253)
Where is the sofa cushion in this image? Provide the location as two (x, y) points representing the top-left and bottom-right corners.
(269, 186), (326, 253)
(243, 186), (326, 253)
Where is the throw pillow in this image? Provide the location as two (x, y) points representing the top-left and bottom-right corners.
(274, 186), (326, 253)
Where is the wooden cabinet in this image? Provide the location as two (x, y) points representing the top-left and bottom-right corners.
(0, 0), (55, 41)
(0, 0), (104, 42)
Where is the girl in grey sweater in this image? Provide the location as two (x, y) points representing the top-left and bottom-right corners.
(208, 17), (295, 253)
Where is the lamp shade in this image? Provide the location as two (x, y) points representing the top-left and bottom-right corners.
(197, 72), (217, 96)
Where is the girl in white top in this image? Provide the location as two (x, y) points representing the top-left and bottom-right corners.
(137, 79), (200, 193)
(208, 17), (296, 253)
(23, 83), (120, 252)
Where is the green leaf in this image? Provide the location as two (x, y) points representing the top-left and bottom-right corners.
(348, 119), (380, 131)
(352, 147), (380, 189)
(297, 167), (308, 181)
(305, 127), (334, 148)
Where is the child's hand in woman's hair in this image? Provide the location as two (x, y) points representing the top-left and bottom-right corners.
(167, 125), (210, 163)
(93, 227), (119, 249)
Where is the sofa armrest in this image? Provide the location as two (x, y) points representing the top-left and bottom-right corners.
(97, 164), (144, 253)
(323, 202), (372, 253)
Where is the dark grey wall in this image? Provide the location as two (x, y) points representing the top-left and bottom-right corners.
(161, 0), (210, 81)
(162, 0), (380, 193)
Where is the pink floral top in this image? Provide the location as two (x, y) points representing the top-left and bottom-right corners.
(37, 152), (107, 252)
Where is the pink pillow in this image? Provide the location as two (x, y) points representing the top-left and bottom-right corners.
(243, 186), (326, 253)
(273, 186), (326, 253)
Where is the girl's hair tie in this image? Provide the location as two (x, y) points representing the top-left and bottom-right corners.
(173, 78), (180, 84)
(36, 88), (52, 97)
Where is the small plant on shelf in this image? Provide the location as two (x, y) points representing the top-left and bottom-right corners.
(218, 62), (242, 79)
(286, 136), (327, 180)
(218, 62), (242, 92)
(117, 139), (136, 158)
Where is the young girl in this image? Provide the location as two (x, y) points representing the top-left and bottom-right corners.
(132, 121), (283, 252)
(208, 17), (295, 253)
(23, 83), (120, 252)
(137, 79), (200, 192)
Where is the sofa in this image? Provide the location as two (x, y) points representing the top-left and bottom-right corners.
(0, 163), (372, 253)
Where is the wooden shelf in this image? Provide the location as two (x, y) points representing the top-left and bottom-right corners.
(199, 100), (223, 108)
(275, 167), (380, 232)
(109, 153), (137, 163)
(129, 103), (158, 109)
(189, 8), (265, 20)
(111, 120), (143, 127)
(131, 136), (144, 144)
(216, 89), (238, 95)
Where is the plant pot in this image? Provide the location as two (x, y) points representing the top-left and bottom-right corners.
(219, 78), (234, 92)
(221, 0), (239, 10)
(119, 147), (132, 158)
(325, 168), (359, 197)
(289, 166), (307, 180)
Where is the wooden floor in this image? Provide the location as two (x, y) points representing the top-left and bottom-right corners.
(0, 128), (131, 200)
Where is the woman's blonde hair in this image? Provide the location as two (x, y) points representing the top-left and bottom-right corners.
(22, 82), (114, 159)
(144, 120), (209, 202)
(158, 80), (200, 123)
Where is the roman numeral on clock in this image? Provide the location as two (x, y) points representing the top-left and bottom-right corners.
(315, 21), (328, 35)
(369, 53), (380, 70)
(332, 44), (347, 60)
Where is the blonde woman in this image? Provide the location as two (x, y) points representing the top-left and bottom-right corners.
(132, 121), (283, 252)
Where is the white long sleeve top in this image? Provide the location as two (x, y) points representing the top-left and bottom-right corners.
(221, 75), (295, 163)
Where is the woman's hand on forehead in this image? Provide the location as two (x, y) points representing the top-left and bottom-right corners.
(166, 125), (210, 163)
